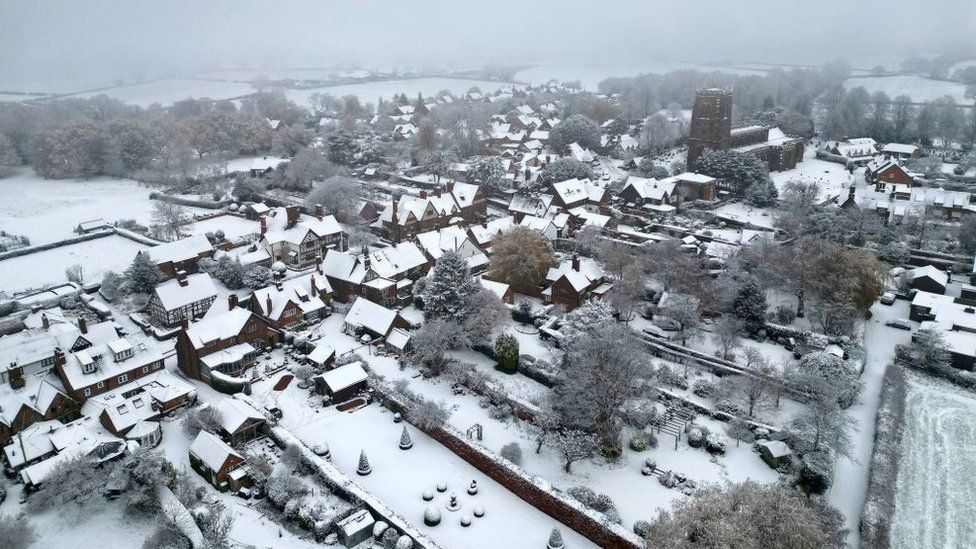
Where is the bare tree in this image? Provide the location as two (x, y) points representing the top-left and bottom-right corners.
(713, 315), (742, 360)
(546, 429), (600, 473)
(152, 200), (190, 241)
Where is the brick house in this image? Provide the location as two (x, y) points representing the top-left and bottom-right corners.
(54, 335), (166, 403)
(249, 272), (331, 330)
(547, 178), (610, 213)
(321, 243), (430, 307)
(375, 183), (486, 243)
(543, 255), (611, 311)
(0, 380), (77, 446)
(343, 297), (412, 340)
(867, 158), (915, 186)
(189, 430), (250, 491)
(148, 271), (218, 327)
(94, 370), (196, 444)
(176, 308), (278, 385)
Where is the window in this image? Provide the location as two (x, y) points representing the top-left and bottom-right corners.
(153, 362), (162, 370)
(97, 381), (105, 389)
(83, 388), (91, 397)
(142, 366), (149, 373)
(118, 374), (128, 384)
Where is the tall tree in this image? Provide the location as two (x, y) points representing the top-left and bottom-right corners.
(488, 227), (556, 294)
(422, 251), (479, 323)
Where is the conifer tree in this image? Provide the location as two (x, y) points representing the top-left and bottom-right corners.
(422, 251), (479, 323)
(123, 251), (164, 295)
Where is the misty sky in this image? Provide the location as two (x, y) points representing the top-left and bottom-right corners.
(2, 0), (974, 86)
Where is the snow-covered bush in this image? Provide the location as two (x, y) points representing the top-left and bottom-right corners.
(381, 527), (400, 548)
(566, 486), (621, 523)
(656, 365), (688, 390)
(423, 507), (441, 526)
(182, 405), (223, 437)
(407, 398), (452, 431)
(692, 379), (714, 397)
(620, 399), (658, 428)
(494, 333), (519, 374)
(265, 472), (309, 509)
(488, 403), (514, 421)
(714, 398), (746, 416)
(395, 536), (414, 549)
(800, 449), (836, 494)
(512, 299), (534, 323)
(500, 442), (523, 465)
(633, 520), (651, 538)
(705, 433), (727, 454)
(686, 428), (704, 448)
(629, 433), (657, 452)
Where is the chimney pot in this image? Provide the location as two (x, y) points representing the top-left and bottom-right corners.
(177, 270), (189, 287)
(315, 203), (323, 220)
(420, 190), (427, 199)
(78, 316), (87, 334)
(228, 293), (239, 311)
(266, 295), (273, 315)
(572, 253), (581, 272)
(260, 216), (267, 235)
(42, 313), (50, 330)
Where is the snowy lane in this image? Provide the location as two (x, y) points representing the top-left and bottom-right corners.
(890, 374), (976, 549)
(828, 300), (912, 547)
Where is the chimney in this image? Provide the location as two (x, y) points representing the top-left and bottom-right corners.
(260, 216), (267, 235)
(180, 315), (189, 331)
(315, 203), (324, 220)
(447, 181), (455, 194)
(78, 316), (87, 334)
(53, 347), (65, 367)
(571, 253), (580, 272)
(316, 255), (323, 275)
(266, 294), (274, 315)
(391, 200), (398, 221)
(848, 185), (856, 200)
(228, 293), (239, 311)
(42, 313), (50, 330)
(363, 245), (371, 271)
(310, 275), (318, 297)
(482, 218), (488, 228)
(420, 190), (427, 199)
(176, 270), (188, 287)
(434, 186), (441, 198)
(286, 205), (300, 228)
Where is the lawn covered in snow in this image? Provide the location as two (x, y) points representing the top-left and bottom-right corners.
(844, 75), (969, 104)
(0, 234), (150, 293)
(185, 215), (259, 241)
(68, 78), (257, 107)
(0, 168), (165, 245)
(770, 148), (854, 199)
(284, 78), (512, 105)
(890, 372), (976, 548)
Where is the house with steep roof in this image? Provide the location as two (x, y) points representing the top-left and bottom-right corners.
(54, 331), (165, 403)
(467, 216), (517, 251)
(176, 308), (278, 385)
(0, 379), (77, 446)
(260, 205), (345, 269)
(542, 255), (610, 311)
(375, 183), (486, 243)
(343, 297), (411, 340)
(214, 397), (266, 445)
(148, 271), (218, 327)
(250, 272), (331, 330)
(189, 430), (250, 491)
(867, 158), (915, 186)
(321, 243), (430, 307)
(415, 226), (489, 273)
(547, 178), (610, 213)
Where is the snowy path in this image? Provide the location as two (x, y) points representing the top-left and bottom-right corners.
(891, 373), (976, 548)
(827, 300), (912, 547)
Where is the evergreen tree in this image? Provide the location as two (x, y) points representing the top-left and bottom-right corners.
(547, 528), (564, 549)
(732, 279), (768, 332)
(357, 450), (372, 475)
(242, 264), (273, 290)
(124, 251), (164, 295)
(494, 333), (520, 374)
(422, 251), (479, 323)
(399, 426), (413, 450)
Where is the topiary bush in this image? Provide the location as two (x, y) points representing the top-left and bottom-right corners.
(500, 442), (523, 466)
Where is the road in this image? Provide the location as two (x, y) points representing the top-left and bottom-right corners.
(828, 299), (913, 547)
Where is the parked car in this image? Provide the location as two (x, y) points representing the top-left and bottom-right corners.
(885, 319), (912, 330)
(880, 292), (896, 305)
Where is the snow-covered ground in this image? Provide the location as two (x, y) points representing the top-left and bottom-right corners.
(513, 62), (762, 90)
(185, 215), (259, 241)
(890, 372), (976, 549)
(67, 78), (257, 107)
(0, 234), (150, 293)
(843, 75), (969, 104)
(770, 148), (854, 200)
(0, 168), (169, 245)
(711, 202), (777, 229)
(28, 500), (154, 548)
(827, 299), (913, 545)
(284, 78), (513, 106)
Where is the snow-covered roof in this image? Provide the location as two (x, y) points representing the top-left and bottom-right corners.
(153, 273), (218, 311)
(909, 265), (949, 287)
(262, 207), (342, 246)
(344, 297), (402, 337)
(508, 194), (553, 216)
(549, 178), (606, 206)
(758, 440), (791, 458)
(882, 143), (918, 155)
(467, 216), (516, 246)
(189, 430), (241, 471)
(214, 397), (264, 435)
(147, 235), (213, 265)
(479, 278), (511, 301)
(567, 142), (595, 163)
(385, 328), (411, 351)
(60, 335), (163, 392)
(545, 256), (604, 292)
(251, 272), (330, 321)
(316, 361), (368, 393)
(623, 176), (676, 201)
(307, 344), (335, 365)
(185, 308), (254, 350)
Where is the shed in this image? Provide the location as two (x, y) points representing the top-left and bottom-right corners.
(313, 362), (368, 402)
(336, 508), (375, 548)
(908, 265), (948, 295)
(306, 344), (336, 368)
(757, 440), (792, 469)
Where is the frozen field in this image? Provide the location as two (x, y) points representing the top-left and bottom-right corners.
(0, 234), (150, 293)
(844, 75), (969, 104)
(68, 78), (257, 106)
(0, 168), (188, 245)
(284, 78), (512, 105)
(890, 373), (976, 549)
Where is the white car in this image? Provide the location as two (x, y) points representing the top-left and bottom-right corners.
(880, 292), (896, 305)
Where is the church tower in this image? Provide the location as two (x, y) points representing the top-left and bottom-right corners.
(686, 88), (733, 171)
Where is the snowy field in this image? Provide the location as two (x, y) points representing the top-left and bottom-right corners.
(284, 78), (512, 106)
(890, 372), (976, 549)
(0, 168), (203, 245)
(67, 78), (257, 106)
(843, 75), (969, 104)
(0, 234), (150, 293)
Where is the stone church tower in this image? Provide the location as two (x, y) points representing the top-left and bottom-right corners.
(686, 88), (733, 171)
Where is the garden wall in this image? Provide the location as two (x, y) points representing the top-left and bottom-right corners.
(372, 384), (644, 549)
(859, 365), (908, 549)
